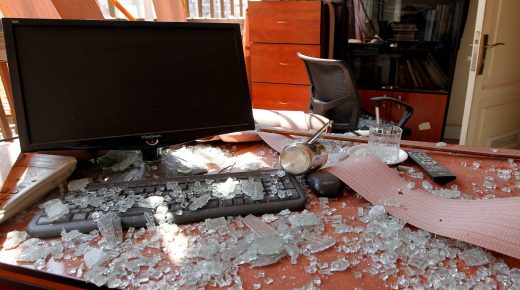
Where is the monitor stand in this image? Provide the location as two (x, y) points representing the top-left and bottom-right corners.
(141, 148), (161, 162)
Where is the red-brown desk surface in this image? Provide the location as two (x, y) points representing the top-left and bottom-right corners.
(0, 140), (519, 289)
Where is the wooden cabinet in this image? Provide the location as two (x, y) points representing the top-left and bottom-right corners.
(396, 92), (448, 142)
(248, 0), (321, 110)
(251, 43), (320, 85)
(252, 83), (311, 111)
(359, 89), (448, 142)
(347, 0), (468, 142)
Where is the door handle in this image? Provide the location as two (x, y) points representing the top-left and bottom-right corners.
(478, 34), (505, 75)
(484, 43), (505, 48)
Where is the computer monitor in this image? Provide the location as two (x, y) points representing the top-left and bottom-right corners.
(3, 18), (254, 160)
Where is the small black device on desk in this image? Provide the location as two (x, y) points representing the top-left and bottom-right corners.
(306, 170), (344, 198)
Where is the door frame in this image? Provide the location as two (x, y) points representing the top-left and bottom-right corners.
(459, 0), (486, 145)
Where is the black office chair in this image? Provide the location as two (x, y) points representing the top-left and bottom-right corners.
(297, 53), (413, 136)
(297, 52), (361, 133)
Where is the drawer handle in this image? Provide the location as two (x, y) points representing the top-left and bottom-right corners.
(279, 101), (289, 104)
(276, 20), (288, 24)
(279, 62), (288, 66)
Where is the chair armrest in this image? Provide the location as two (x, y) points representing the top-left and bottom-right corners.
(370, 96), (413, 128)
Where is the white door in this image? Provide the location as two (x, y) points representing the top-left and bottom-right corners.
(459, 0), (520, 148)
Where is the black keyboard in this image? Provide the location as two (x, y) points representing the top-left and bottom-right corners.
(27, 170), (307, 237)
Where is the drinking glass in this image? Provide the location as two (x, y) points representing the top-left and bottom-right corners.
(368, 124), (402, 164)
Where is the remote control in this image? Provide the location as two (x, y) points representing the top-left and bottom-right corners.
(407, 151), (456, 184)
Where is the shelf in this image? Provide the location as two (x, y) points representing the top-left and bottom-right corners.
(356, 86), (449, 95)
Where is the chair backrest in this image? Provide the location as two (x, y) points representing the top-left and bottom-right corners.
(297, 52), (361, 133)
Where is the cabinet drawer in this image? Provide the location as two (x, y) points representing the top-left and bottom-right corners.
(251, 43), (319, 85)
(248, 1), (321, 44)
(252, 83), (310, 111)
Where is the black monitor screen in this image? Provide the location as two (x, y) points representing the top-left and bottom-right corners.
(3, 19), (254, 152)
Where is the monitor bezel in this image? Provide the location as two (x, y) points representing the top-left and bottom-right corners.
(3, 18), (254, 152)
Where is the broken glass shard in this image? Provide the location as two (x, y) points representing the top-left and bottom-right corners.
(92, 211), (123, 249)
(84, 248), (107, 269)
(432, 189), (462, 199)
(49, 240), (64, 259)
(406, 182), (416, 189)
(140, 196), (164, 208)
(288, 212), (321, 227)
(305, 236), (336, 254)
(368, 205), (386, 219)
(85, 268), (108, 287)
(204, 217), (227, 233)
(44, 200), (69, 221)
(250, 253), (286, 267)
(33, 258), (46, 270)
(107, 277), (123, 289)
(242, 214), (278, 237)
(16, 243), (51, 262)
(459, 248), (490, 267)
(261, 214), (278, 223)
(501, 187), (511, 193)
(213, 177), (238, 198)
(378, 199), (401, 207)
(188, 194), (211, 211)
(250, 234), (285, 255)
(409, 172), (424, 179)
(67, 178), (91, 192)
(497, 169), (512, 180)
(422, 181), (433, 191)
(483, 181), (497, 190)
(241, 180), (264, 201)
(111, 152), (141, 172)
(3, 230), (28, 249)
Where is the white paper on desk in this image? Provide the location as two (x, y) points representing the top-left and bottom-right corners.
(202, 110), (329, 143)
(258, 132), (520, 260)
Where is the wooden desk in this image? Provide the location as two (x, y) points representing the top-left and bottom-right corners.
(0, 140), (519, 289)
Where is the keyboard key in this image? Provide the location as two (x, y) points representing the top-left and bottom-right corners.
(221, 199), (233, 207)
(267, 195), (280, 202)
(54, 215), (71, 224)
(243, 197), (255, 205)
(201, 199), (219, 209)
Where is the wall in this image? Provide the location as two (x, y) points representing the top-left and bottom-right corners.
(444, 0), (477, 140)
